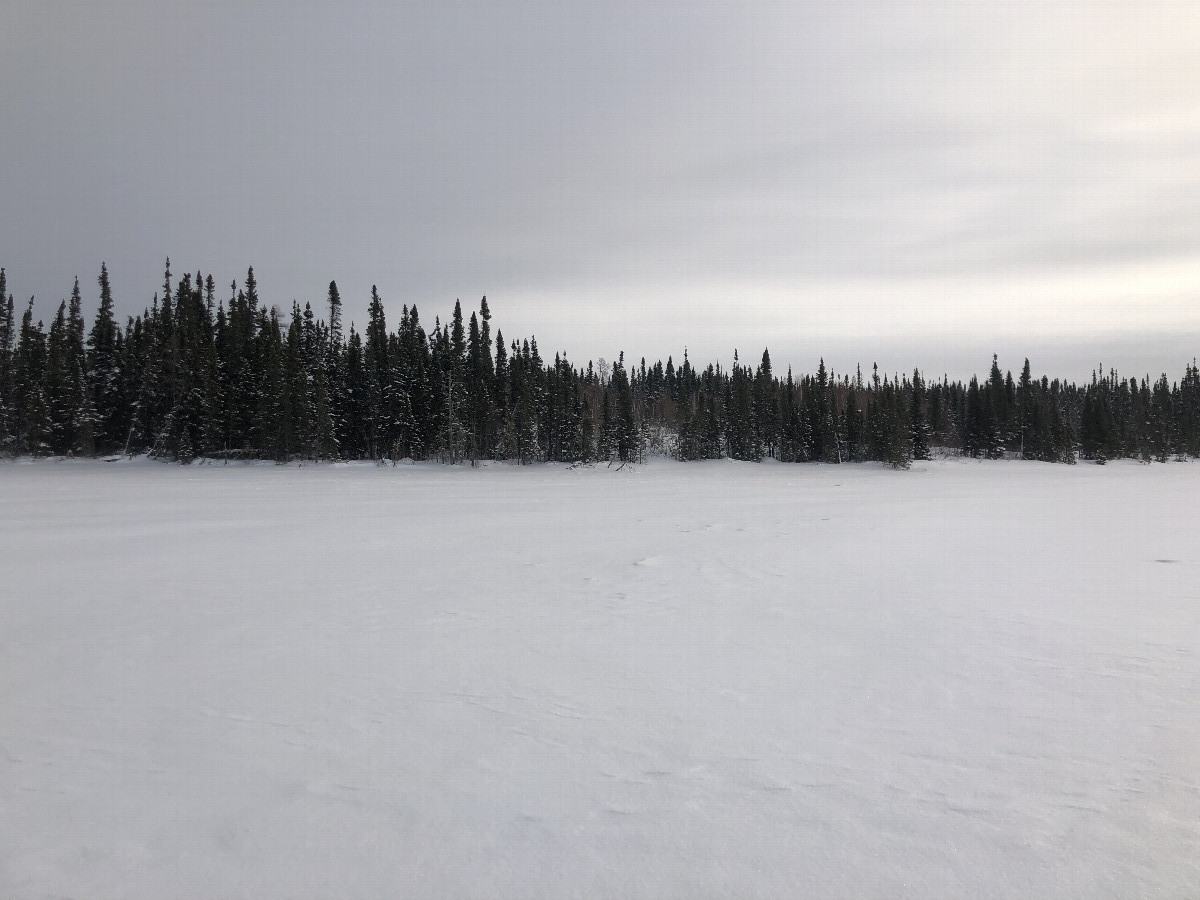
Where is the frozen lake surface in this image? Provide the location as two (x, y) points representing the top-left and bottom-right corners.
(2, 457), (1198, 898)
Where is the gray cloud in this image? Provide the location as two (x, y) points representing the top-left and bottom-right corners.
(2, 2), (1197, 381)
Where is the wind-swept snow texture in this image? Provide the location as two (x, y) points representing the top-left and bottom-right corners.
(2, 458), (1198, 899)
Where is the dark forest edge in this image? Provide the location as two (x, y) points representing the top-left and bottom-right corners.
(0, 262), (1197, 469)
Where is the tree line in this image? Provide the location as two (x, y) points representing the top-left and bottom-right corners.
(0, 262), (1198, 468)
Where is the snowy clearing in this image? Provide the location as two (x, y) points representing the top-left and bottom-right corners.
(2, 458), (1199, 898)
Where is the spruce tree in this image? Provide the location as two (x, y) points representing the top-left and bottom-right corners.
(14, 300), (49, 455)
(0, 269), (13, 452)
(364, 286), (390, 458)
(813, 358), (838, 462)
(65, 278), (96, 455)
(909, 369), (931, 461)
(284, 303), (314, 459)
(964, 376), (984, 457)
(843, 383), (864, 462)
(753, 349), (778, 458)
(87, 263), (121, 450)
(45, 300), (76, 454)
(1017, 358), (1036, 460)
(580, 394), (595, 462)
(1149, 374), (1173, 463)
(255, 305), (287, 461)
(324, 281), (344, 454)
(127, 304), (163, 453)
(726, 353), (760, 461)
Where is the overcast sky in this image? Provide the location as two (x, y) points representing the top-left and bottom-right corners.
(3, 1), (1198, 381)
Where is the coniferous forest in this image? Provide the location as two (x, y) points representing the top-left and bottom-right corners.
(0, 262), (1198, 469)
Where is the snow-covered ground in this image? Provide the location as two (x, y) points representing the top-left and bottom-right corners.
(2, 457), (1198, 898)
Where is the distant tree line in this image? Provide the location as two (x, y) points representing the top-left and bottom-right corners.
(1, 263), (1198, 468)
